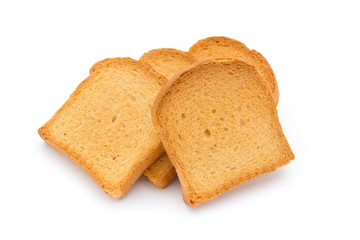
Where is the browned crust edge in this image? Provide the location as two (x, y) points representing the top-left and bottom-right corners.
(139, 48), (197, 81)
(188, 36), (280, 106)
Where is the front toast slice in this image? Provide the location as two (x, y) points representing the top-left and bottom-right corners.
(189, 36), (279, 105)
(139, 48), (197, 188)
(38, 58), (165, 198)
(152, 59), (294, 206)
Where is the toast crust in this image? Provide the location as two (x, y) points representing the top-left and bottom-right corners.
(152, 59), (294, 206)
(189, 36), (279, 105)
(39, 58), (165, 198)
(140, 48), (197, 80)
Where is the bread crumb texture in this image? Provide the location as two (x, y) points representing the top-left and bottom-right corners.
(38, 58), (164, 198)
(153, 59), (294, 206)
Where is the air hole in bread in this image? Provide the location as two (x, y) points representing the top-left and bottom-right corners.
(204, 129), (211, 138)
(181, 113), (186, 119)
(219, 117), (224, 121)
(130, 95), (136, 102)
(211, 109), (216, 113)
(224, 127), (229, 131)
(239, 119), (246, 126)
(178, 134), (182, 140)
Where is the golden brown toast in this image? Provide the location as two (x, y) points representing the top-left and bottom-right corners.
(152, 59), (294, 206)
(38, 58), (165, 198)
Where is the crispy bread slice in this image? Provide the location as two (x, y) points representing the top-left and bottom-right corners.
(189, 36), (279, 105)
(152, 59), (294, 206)
(38, 58), (165, 198)
(140, 48), (197, 188)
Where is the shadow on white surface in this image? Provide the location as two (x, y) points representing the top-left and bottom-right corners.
(38, 141), (109, 198)
(187, 167), (289, 211)
(39, 139), (291, 209)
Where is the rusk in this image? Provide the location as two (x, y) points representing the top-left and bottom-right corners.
(152, 59), (294, 206)
(38, 58), (165, 198)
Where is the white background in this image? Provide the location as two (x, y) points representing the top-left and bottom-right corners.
(1, 1), (359, 239)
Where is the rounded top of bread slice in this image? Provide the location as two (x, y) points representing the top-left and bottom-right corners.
(152, 59), (294, 206)
(189, 36), (279, 105)
(140, 48), (197, 80)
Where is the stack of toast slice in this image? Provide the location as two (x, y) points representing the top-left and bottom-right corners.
(39, 36), (294, 206)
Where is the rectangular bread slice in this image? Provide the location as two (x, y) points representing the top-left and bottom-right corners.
(38, 58), (166, 198)
(139, 48), (197, 188)
(152, 59), (294, 206)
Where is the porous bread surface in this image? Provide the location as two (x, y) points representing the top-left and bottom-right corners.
(140, 48), (197, 80)
(143, 153), (177, 188)
(152, 59), (294, 206)
(38, 58), (164, 198)
(140, 48), (197, 188)
(189, 36), (279, 105)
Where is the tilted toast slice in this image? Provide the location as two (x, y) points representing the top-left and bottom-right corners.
(189, 36), (280, 105)
(38, 58), (166, 198)
(152, 59), (294, 206)
(139, 48), (197, 188)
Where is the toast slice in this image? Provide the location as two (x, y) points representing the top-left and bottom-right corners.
(140, 48), (197, 188)
(38, 58), (166, 198)
(152, 59), (294, 206)
(189, 36), (279, 105)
